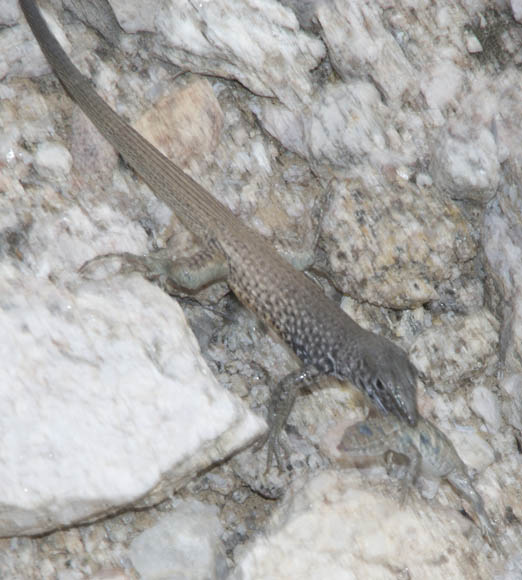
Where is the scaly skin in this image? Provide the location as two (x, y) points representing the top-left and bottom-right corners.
(20, 0), (419, 464)
(339, 414), (500, 548)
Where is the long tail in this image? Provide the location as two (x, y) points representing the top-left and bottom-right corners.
(19, 0), (236, 238)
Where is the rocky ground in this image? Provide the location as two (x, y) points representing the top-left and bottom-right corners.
(1, 0), (521, 578)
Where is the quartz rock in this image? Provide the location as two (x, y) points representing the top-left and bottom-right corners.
(500, 374), (522, 431)
(150, 0), (325, 109)
(470, 385), (502, 432)
(34, 141), (72, 178)
(233, 471), (497, 580)
(511, 0), (522, 22)
(0, 0), (19, 26)
(316, 0), (415, 103)
(0, 263), (264, 537)
(129, 500), (227, 580)
(431, 124), (500, 203)
(447, 428), (495, 473)
(108, 0), (159, 33)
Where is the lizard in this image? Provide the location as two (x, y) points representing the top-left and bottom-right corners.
(338, 413), (501, 548)
(19, 0), (419, 469)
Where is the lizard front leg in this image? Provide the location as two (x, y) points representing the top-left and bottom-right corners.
(255, 366), (320, 471)
(384, 441), (421, 505)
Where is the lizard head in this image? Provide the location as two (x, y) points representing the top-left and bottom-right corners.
(343, 333), (419, 426)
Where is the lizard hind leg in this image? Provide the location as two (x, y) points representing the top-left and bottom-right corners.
(80, 245), (228, 294)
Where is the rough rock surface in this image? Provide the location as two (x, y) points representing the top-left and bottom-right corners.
(232, 471), (504, 580)
(321, 175), (476, 308)
(1, 0), (521, 577)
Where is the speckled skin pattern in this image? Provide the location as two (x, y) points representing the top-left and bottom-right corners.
(20, 0), (419, 449)
(339, 414), (498, 545)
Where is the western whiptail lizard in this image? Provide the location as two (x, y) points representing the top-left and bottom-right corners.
(20, 0), (419, 468)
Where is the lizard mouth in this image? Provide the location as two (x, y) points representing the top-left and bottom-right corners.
(370, 377), (418, 427)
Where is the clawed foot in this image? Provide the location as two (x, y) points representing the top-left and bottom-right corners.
(79, 251), (172, 289)
(253, 426), (290, 473)
(253, 366), (317, 473)
(384, 450), (414, 506)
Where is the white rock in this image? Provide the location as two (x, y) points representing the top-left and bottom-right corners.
(129, 500), (226, 580)
(233, 471), (496, 579)
(1, 17), (48, 79)
(108, 0), (159, 33)
(0, 126), (20, 166)
(464, 31), (483, 54)
(151, 0), (325, 108)
(421, 60), (463, 111)
(415, 173), (433, 188)
(500, 374), (522, 431)
(0, 262), (264, 537)
(316, 0), (415, 103)
(260, 80), (398, 170)
(484, 207), (522, 297)
(470, 385), (502, 432)
(448, 428), (495, 472)
(511, 0), (522, 22)
(34, 141), (73, 177)
(0, 0), (19, 26)
(431, 126), (500, 202)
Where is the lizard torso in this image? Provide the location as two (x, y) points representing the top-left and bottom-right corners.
(20, 0), (418, 427)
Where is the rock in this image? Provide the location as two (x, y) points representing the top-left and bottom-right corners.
(511, 0), (522, 23)
(34, 141), (73, 177)
(483, 114), (522, 376)
(431, 124), (500, 203)
(470, 385), (502, 432)
(447, 428), (495, 473)
(64, 0), (120, 45)
(316, 0), (415, 103)
(500, 374), (522, 431)
(232, 471), (497, 580)
(129, 500), (227, 580)
(108, 0), (158, 33)
(150, 0), (325, 108)
(134, 78), (224, 171)
(0, 264), (265, 537)
(321, 175), (475, 309)
(410, 310), (499, 388)
(0, 0), (19, 26)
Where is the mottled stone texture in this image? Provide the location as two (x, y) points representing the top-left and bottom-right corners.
(3, 0), (522, 577)
(322, 176), (475, 309)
